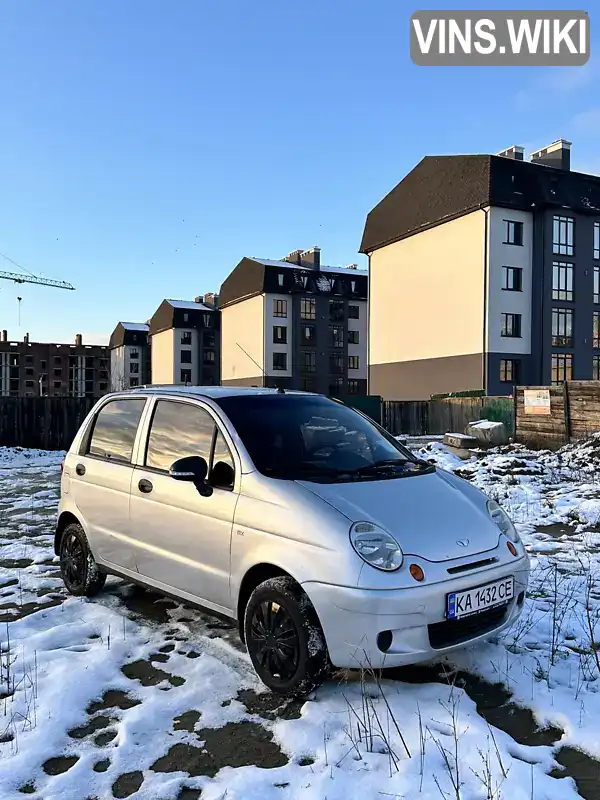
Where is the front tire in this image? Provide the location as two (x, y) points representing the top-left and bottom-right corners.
(59, 522), (106, 597)
(244, 576), (330, 697)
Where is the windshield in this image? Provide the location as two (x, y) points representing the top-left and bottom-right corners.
(215, 394), (430, 482)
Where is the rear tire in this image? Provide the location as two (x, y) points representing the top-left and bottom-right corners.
(59, 522), (106, 597)
(244, 576), (330, 697)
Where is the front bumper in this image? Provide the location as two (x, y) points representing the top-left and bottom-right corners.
(302, 555), (529, 669)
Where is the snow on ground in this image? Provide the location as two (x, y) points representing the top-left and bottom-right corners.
(2, 443), (600, 798)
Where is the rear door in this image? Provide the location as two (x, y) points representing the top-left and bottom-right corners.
(69, 396), (148, 570)
(129, 398), (239, 614)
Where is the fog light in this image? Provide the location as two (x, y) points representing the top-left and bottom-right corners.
(377, 630), (393, 652)
(507, 541), (517, 557)
(409, 563), (425, 582)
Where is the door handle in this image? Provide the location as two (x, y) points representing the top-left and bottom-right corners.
(138, 478), (153, 494)
(75, 464), (86, 476)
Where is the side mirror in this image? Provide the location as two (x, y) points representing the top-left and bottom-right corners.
(170, 456), (212, 496)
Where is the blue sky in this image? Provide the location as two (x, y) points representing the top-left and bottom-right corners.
(0, 0), (598, 344)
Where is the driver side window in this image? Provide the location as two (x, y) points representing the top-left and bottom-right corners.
(145, 400), (235, 489)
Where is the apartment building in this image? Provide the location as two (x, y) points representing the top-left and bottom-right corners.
(220, 248), (368, 395)
(362, 139), (600, 399)
(109, 322), (151, 390)
(0, 331), (109, 397)
(149, 295), (220, 386)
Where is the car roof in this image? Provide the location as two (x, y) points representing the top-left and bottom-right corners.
(121, 385), (320, 400)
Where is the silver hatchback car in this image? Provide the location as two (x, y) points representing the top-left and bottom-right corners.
(56, 387), (529, 695)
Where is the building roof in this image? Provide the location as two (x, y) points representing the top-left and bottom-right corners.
(360, 154), (600, 254)
(121, 322), (149, 332)
(166, 299), (212, 311)
(219, 256), (368, 308)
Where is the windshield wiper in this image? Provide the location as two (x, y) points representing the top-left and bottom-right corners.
(348, 459), (434, 478)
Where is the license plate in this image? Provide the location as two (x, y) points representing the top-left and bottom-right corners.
(447, 577), (514, 620)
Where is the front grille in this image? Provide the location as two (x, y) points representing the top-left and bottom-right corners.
(428, 604), (508, 650)
(447, 557), (498, 575)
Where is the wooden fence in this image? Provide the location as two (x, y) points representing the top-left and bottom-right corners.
(0, 397), (97, 452)
(382, 397), (513, 437)
(515, 381), (600, 449)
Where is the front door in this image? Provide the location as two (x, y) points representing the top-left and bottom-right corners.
(129, 398), (238, 614)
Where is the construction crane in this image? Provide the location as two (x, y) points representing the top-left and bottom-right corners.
(0, 269), (75, 290)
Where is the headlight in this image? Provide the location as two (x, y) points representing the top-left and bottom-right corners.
(487, 499), (519, 542)
(350, 522), (403, 571)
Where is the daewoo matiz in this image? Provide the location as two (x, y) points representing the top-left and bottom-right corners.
(56, 387), (529, 695)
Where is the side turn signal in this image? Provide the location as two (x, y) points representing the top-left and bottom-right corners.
(409, 563), (425, 582)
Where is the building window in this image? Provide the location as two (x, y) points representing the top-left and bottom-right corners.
(180, 350), (192, 364)
(130, 348), (139, 359)
(273, 325), (287, 344)
(40, 360), (46, 369)
(328, 377), (344, 396)
(25, 355), (33, 365)
(595, 266), (600, 304)
(552, 262), (574, 302)
(329, 300), (345, 322)
(594, 355), (600, 380)
(347, 379), (360, 395)
(348, 356), (359, 370)
(348, 305), (360, 319)
(503, 220), (523, 246)
(203, 313), (214, 328)
(595, 221), (600, 260)
(183, 313), (189, 323)
(53, 355), (62, 365)
(273, 299), (288, 318)
(180, 369), (192, 384)
(329, 354), (344, 374)
(130, 362), (140, 373)
(203, 350), (216, 364)
(501, 313), (522, 338)
(53, 381), (62, 389)
(329, 325), (344, 348)
(99, 382), (108, 391)
(130, 377), (139, 387)
(552, 308), (573, 347)
(25, 380), (34, 388)
(204, 331), (216, 347)
(502, 266), (522, 292)
(552, 353), (572, 384)
(301, 324), (316, 344)
(278, 273), (284, 286)
(348, 330), (360, 344)
(53, 368), (62, 377)
(499, 359), (519, 383)
(300, 377), (316, 392)
(594, 312), (600, 349)
(553, 215), (575, 256)
(273, 352), (287, 371)
(300, 297), (315, 320)
(300, 351), (316, 373)
(25, 368), (34, 376)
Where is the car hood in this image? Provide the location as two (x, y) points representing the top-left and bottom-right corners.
(298, 469), (501, 562)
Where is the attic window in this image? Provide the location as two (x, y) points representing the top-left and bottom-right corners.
(278, 273), (284, 286)
(183, 313), (189, 322)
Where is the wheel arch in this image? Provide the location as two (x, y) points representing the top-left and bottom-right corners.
(54, 511), (82, 555)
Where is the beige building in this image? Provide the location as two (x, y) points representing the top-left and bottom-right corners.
(362, 140), (600, 399)
(220, 249), (368, 395)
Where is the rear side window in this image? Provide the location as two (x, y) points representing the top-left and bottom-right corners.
(88, 399), (146, 463)
(145, 400), (215, 472)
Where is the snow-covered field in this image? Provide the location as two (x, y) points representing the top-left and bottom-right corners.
(2, 441), (600, 799)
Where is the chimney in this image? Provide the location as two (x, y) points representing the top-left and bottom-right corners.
(300, 247), (321, 270)
(497, 145), (525, 161)
(530, 139), (571, 170)
(198, 292), (219, 308)
(346, 263), (358, 270)
(2, 330), (7, 342)
(75, 333), (83, 346)
(24, 333), (29, 344)
(282, 249), (303, 266)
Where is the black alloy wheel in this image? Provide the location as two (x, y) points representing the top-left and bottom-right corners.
(249, 599), (300, 682)
(59, 522), (106, 597)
